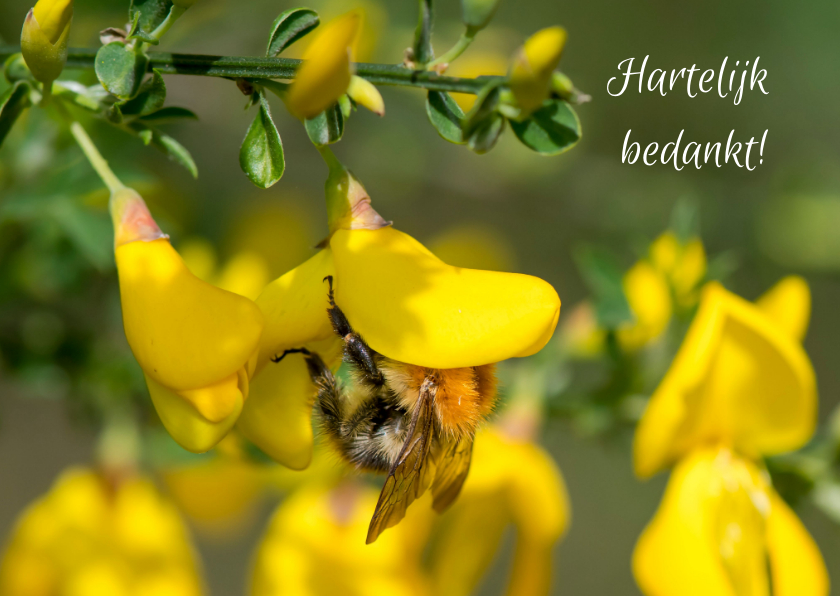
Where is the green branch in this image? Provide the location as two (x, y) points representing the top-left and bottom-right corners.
(0, 46), (504, 95)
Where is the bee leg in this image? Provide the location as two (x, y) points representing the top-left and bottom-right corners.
(270, 347), (311, 363)
(323, 275), (383, 386)
(301, 350), (345, 444)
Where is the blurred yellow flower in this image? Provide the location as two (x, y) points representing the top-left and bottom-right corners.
(251, 482), (431, 596)
(179, 237), (271, 301)
(633, 447), (828, 596)
(509, 27), (566, 114)
(446, 51), (508, 111)
(430, 426), (570, 596)
(427, 224), (516, 273)
(634, 279), (816, 478)
(287, 11), (360, 119)
(110, 188), (264, 453)
(617, 261), (672, 351)
(649, 232), (707, 309)
(0, 467), (204, 596)
(21, 0), (72, 84)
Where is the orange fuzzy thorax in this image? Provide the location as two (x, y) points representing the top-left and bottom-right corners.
(381, 361), (498, 438)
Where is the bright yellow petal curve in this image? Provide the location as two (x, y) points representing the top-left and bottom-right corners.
(145, 373), (243, 453)
(634, 282), (817, 478)
(633, 448), (771, 596)
(766, 492), (829, 596)
(756, 276), (811, 343)
(236, 353), (319, 470)
(116, 238), (264, 392)
(330, 227), (560, 368)
(254, 248), (336, 372)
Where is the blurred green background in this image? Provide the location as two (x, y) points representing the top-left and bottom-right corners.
(1, 0), (839, 593)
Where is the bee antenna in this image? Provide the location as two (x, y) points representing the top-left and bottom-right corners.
(270, 347), (311, 363)
(323, 275), (336, 306)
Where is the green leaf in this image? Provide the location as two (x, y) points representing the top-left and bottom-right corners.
(426, 91), (465, 144)
(266, 8), (320, 57)
(138, 106), (198, 124)
(304, 104), (344, 146)
(0, 81), (31, 147)
(467, 113), (505, 154)
(813, 482), (840, 524)
(574, 246), (633, 328)
(95, 42), (149, 100)
(151, 131), (197, 178)
(461, 0), (501, 30)
(463, 81), (502, 137)
(119, 69), (166, 116)
(240, 92), (285, 188)
(53, 81), (109, 112)
(129, 0), (174, 38)
(509, 100), (581, 156)
(4, 54), (32, 84)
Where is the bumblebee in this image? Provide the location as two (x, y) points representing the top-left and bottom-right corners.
(274, 276), (498, 543)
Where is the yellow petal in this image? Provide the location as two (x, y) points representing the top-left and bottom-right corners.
(286, 11), (360, 119)
(756, 276), (811, 342)
(649, 232), (680, 274)
(509, 27), (566, 114)
(32, 0), (73, 44)
(633, 448), (772, 596)
(617, 261), (672, 351)
(672, 238), (706, 303)
(766, 492), (829, 596)
(431, 428), (569, 596)
(145, 373), (243, 453)
(236, 353), (318, 470)
(330, 227), (560, 368)
(116, 238), (263, 391)
(347, 75), (384, 116)
(254, 248), (336, 372)
(634, 282), (817, 478)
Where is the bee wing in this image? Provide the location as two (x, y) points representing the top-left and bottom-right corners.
(430, 435), (474, 513)
(366, 384), (436, 544)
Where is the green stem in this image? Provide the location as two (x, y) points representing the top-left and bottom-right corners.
(69, 121), (125, 194)
(427, 27), (477, 69)
(0, 46), (503, 94)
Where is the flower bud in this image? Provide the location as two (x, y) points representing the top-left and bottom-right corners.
(287, 11), (360, 119)
(509, 26), (566, 114)
(346, 75), (384, 116)
(461, 0), (502, 31)
(20, 0), (73, 84)
(323, 152), (390, 235)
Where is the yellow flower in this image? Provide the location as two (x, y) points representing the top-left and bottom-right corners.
(509, 27), (567, 114)
(242, 163), (560, 467)
(20, 0), (73, 84)
(287, 12), (360, 119)
(633, 278), (817, 479)
(617, 261), (673, 351)
(162, 440), (266, 538)
(446, 51), (508, 111)
(251, 482), (431, 596)
(649, 232), (707, 308)
(0, 467), (204, 596)
(179, 237), (271, 301)
(633, 446), (828, 596)
(346, 75), (385, 116)
(430, 426), (570, 596)
(111, 188), (264, 453)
